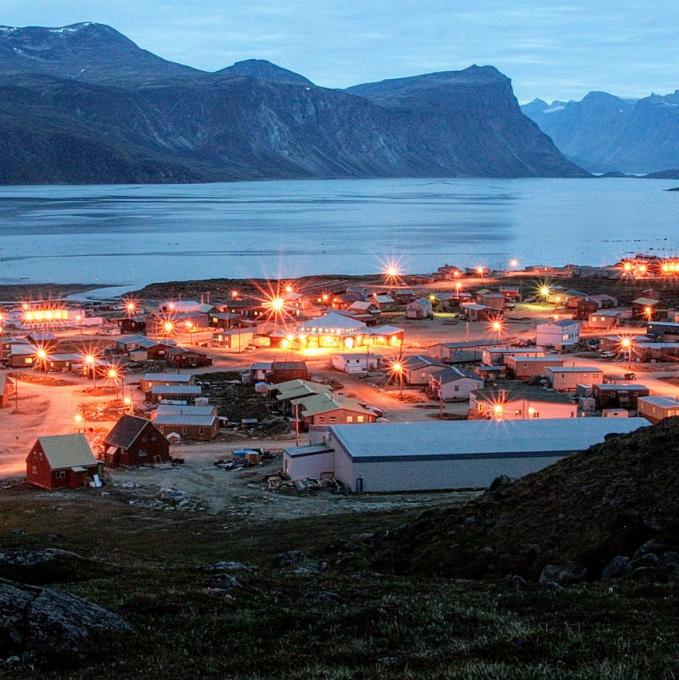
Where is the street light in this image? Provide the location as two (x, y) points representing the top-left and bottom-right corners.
(489, 318), (504, 340)
(35, 347), (48, 373)
(493, 403), (504, 420)
(74, 413), (84, 433)
(83, 353), (97, 389)
(391, 360), (404, 400)
(163, 320), (175, 337)
(185, 320), (194, 345)
(620, 337), (634, 369)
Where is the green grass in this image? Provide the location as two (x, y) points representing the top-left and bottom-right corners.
(0, 490), (678, 679)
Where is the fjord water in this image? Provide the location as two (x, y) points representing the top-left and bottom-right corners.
(0, 177), (676, 293)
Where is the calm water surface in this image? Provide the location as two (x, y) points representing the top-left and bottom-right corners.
(0, 177), (677, 294)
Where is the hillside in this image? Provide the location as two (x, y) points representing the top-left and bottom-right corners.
(523, 91), (679, 174)
(368, 418), (679, 583)
(0, 23), (586, 184)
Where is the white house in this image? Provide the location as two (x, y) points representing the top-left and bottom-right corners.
(482, 346), (545, 366)
(546, 366), (604, 391)
(282, 418), (647, 492)
(331, 353), (381, 374)
(429, 367), (484, 402)
(536, 319), (580, 349)
(406, 298), (433, 319)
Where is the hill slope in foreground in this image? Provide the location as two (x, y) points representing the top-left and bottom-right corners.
(368, 418), (679, 583)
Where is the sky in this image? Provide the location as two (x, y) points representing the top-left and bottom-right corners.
(1, 0), (678, 102)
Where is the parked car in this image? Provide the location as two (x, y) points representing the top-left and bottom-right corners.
(624, 372), (637, 380)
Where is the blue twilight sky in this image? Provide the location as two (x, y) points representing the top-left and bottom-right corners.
(1, 0), (677, 102)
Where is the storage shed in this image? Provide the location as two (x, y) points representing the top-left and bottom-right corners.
(103, 415), (170, 466)
(283, 418), (648, 492)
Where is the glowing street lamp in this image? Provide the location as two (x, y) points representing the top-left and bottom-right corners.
(493, 403), (505, 420)
(184, 320), (195, 345)
(83, 353), (97, 389)
(123, 395), (133, 412)
(74, 413), (84, 433)
(509, 258), (519, 268)
(620, 337), (634, 369)
(383, 260), (402, 285)
(35, 347), (48, 373)
(163, 320), (175, 336)
(489, 318), (504, 340)
(644, 306), (653, 322)
(538, 283), (552, 301)
(390, 360), (405, 400)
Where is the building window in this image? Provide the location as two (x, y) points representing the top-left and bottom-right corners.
(32, 466), (37, 475)
(346, 416), (354, 423)
(357, 415), (364, 423)
(56, 471), (66, 479)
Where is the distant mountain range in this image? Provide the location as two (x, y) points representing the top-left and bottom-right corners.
(522, 91), (679, 175)
(0, 22), (585, 184)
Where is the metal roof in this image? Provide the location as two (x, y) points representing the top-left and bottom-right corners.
(154, 414), (217, 427)
(329, 418), (649, 460)
(155, 404), (215, 417)
(638, 396), (679, 408)
(35, 434), (97, 470)
(143, 373), (193, 383)
(151, 384), (202, 394)
(299, 312), (367, 333)
(546, 366), (602, 373)
(105, 415), (155, 449)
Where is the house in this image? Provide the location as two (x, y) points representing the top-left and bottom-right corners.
(593, 384), (650, 410)
(637, 396), (679, 423)
(535, 320), (580, 350)
(271, 379), (333, 414)
(7, 344), (36, 368)
(26, 434), (100, 490)
(390, 289), (417, 304)
(38, 353), (81, 373)
(504, 355), (564, 380)
(428, 339), (503, 364)
(461, 303), (494, 322)
(247, 362), (272, 383)
(476, 291), (505, 311)
(546, 366), (604, 391)
(153, 404), (219, 441)
(139, 372), (195, 392)
(372, 293), (396, 310)
(647, 321), (679, 341)
(428, 367), (483, 402)
(469, 384), (577, 420)
(0, 374), (15, 408)
(401, 355), (447, 385)
(434, 264), (463, 280)
(331, 353), (381, 374)
(634, 342), (679, 362)
(212, 328), (254, 351)
(406, 298), (434, 320)
(117, 316), (147, 334)
(499, 285), (521, 301)
(148, 384), (203, 404)
(166, 347), (212, 369)
(348, 300), (380, 316)
(365, 325), (404, 349)
(270, 361), (309, 384)
(295, 393), (377, 428)
(209, 312), (242, 329)
(574, 298), (598, 321)
(587, 309), (624, 329)
(282, 418), (647, 492)
(632, 297), (669, 321)
(482, 346), (545, 366)
(589, 294), (618, 309)
(103, 415), (170, 466)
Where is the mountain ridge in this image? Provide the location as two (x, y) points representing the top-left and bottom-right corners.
(0, 22), (586, 184)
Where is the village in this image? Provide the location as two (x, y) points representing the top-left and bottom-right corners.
(2, 253), (679, 514)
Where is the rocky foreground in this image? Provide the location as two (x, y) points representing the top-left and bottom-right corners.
(356, 418), (679, 585)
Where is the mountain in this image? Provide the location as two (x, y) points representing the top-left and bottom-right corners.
(366, 418), (679, 583)
(0, 23), (200, 84)
(0, 24), (586, 184)
(522, 91), (679, 174)
(216, 59), (312, 85)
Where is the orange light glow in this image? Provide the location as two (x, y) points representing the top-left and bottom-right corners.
(163, 321), (175, 334)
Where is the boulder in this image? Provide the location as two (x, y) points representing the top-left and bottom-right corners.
(0, 549), (101, 585)
(601, 556), (631, 580)
(0, 578), (131, 664)
(539, 563), (588, 586)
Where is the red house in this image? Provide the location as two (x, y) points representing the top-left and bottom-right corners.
(26, 434), (100, 491)
(270, 361), (309, 384)
(103, 415), (170, 467)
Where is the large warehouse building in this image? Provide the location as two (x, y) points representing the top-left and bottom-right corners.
(283, 418), (648, 492)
